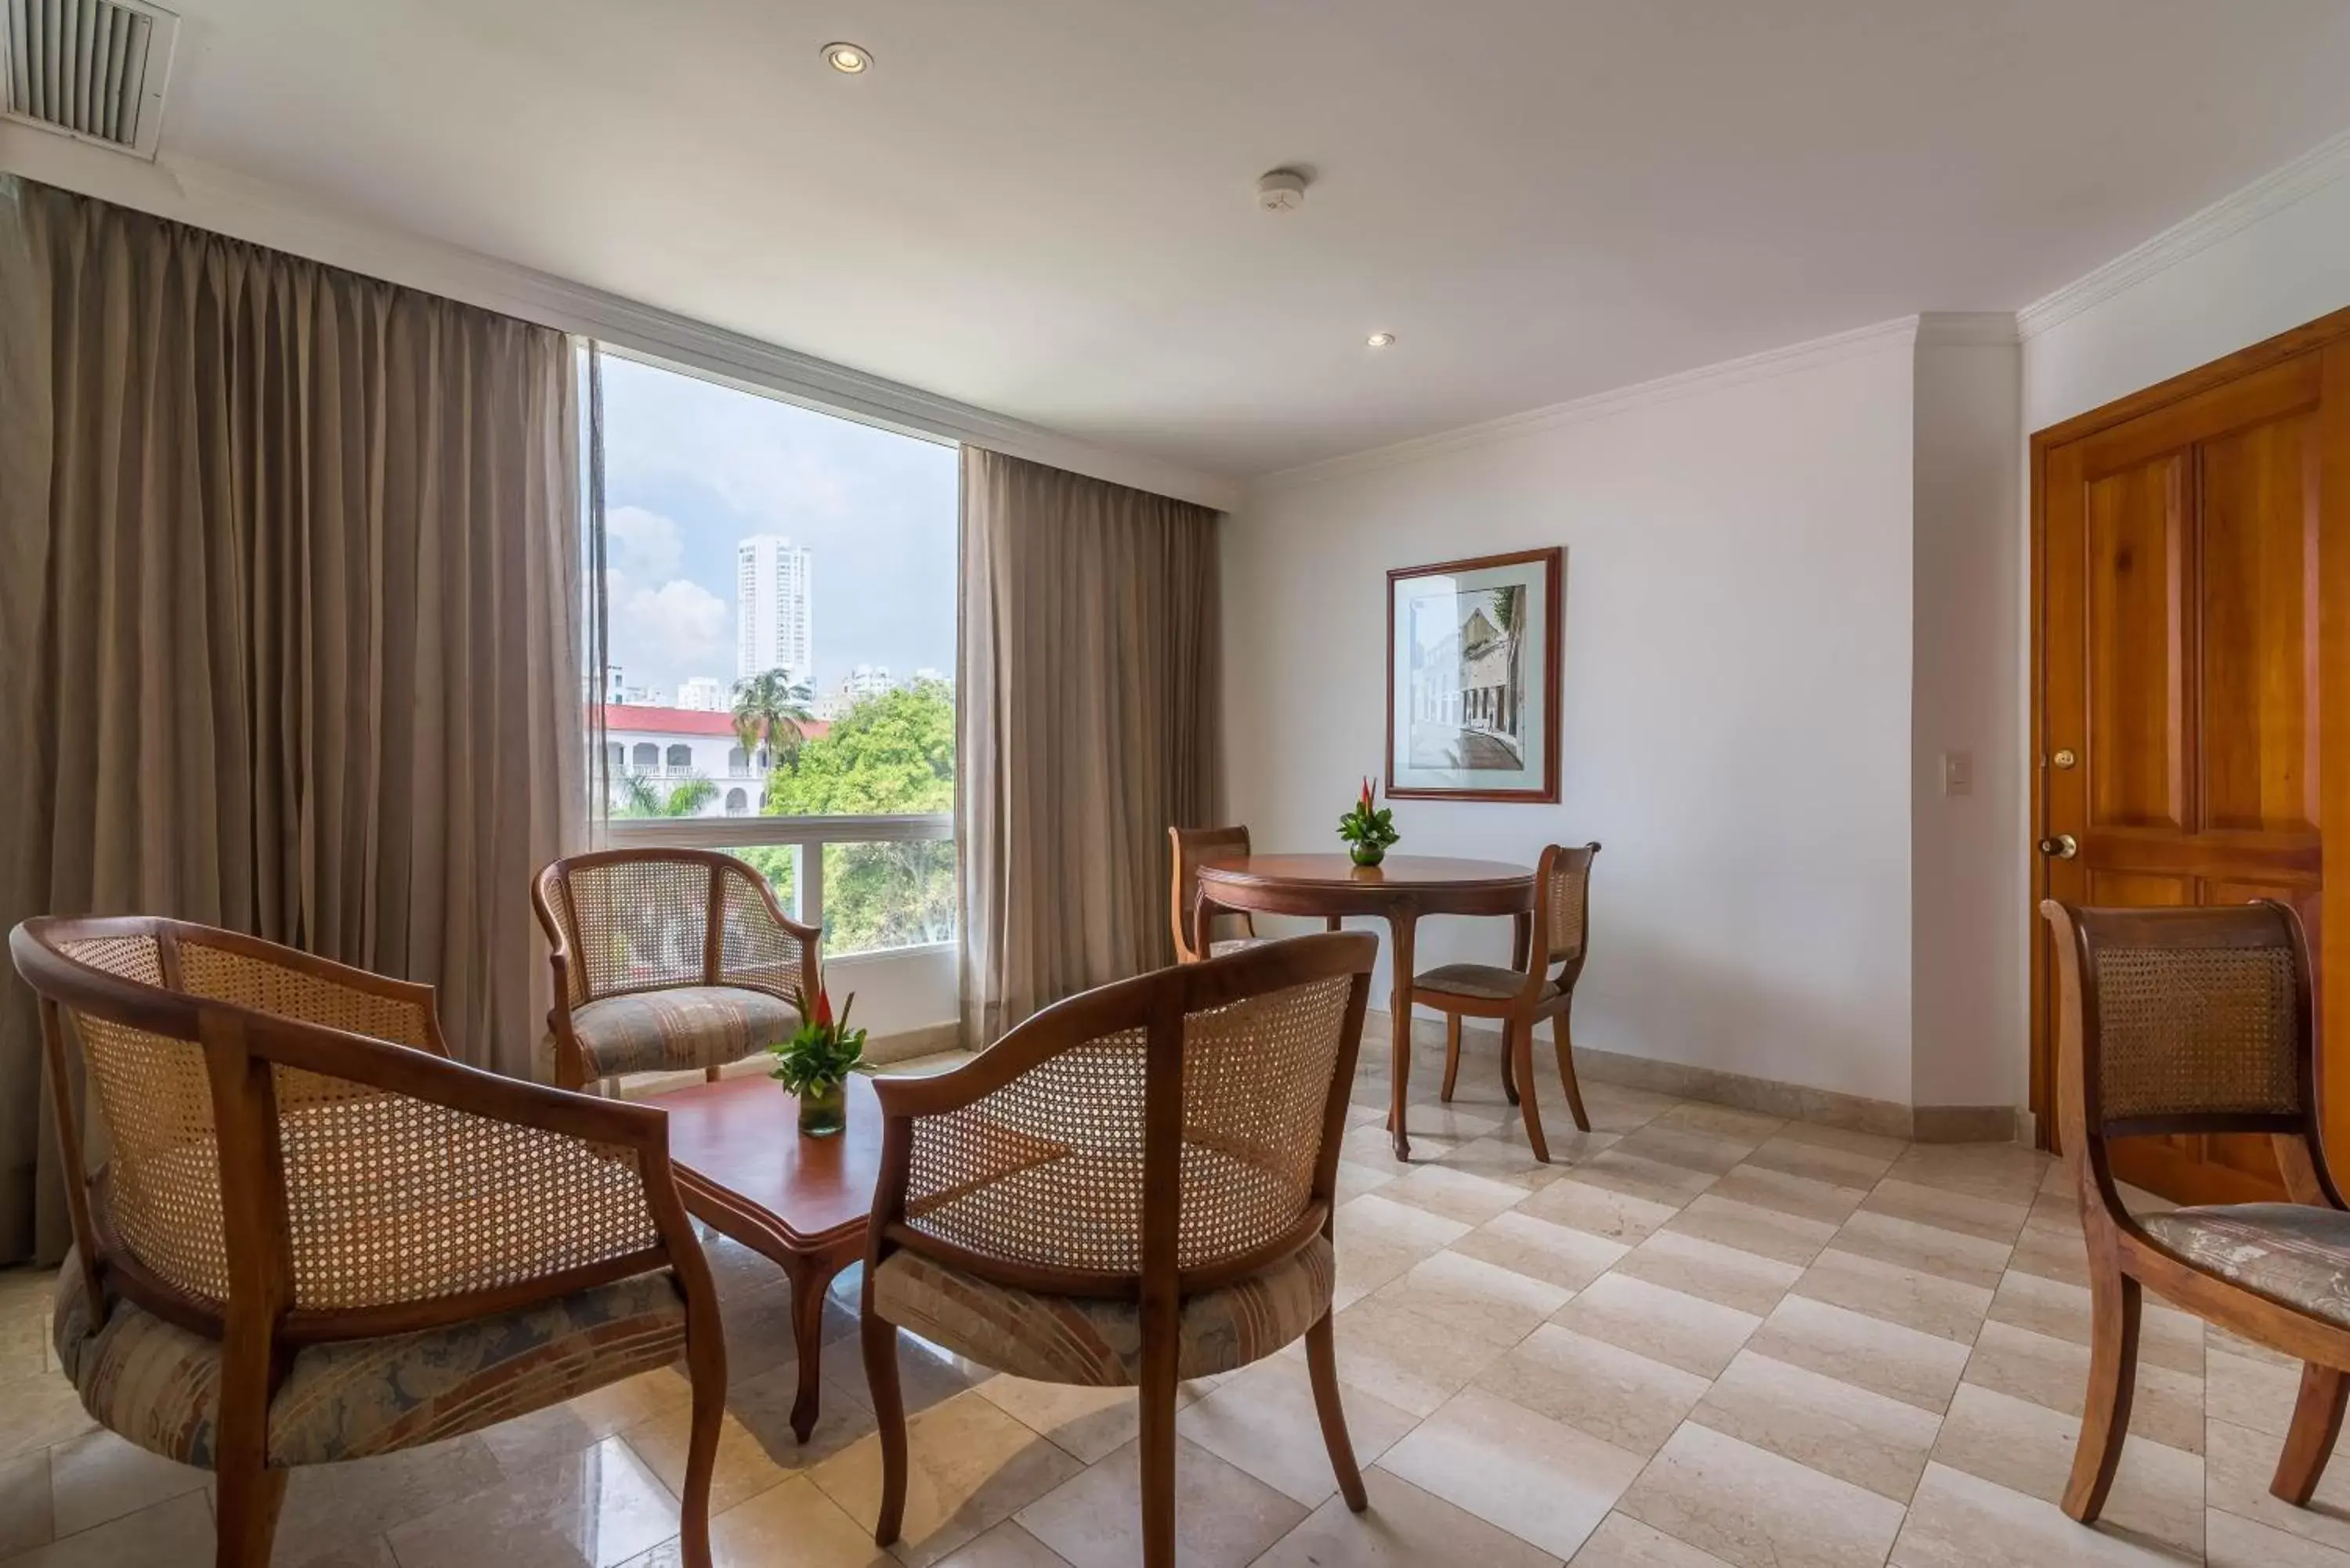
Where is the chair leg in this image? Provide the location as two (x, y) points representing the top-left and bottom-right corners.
(704, 1065), (723, 1084)
(1510, 1021), (1549, 1163)
(1440, 1015), (1462, 1103)
(213, 1459), (287, 1568)
(2272, 1364), (2350, 1506)
(2063, 1265), (2141, 1523)
(1139, 1364), (1180, 1568)
(676, 1328), (725, 1568)
(1305, 1311), (1368, 1511)
(1499, 1026), (1520, 1107)
(865, 1313), (909, 1546)
(1552, 1004), (1590, 1133)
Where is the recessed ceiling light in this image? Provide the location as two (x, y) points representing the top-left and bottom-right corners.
(822, 42), (872, 74)
(1366, 332), (1396, 349)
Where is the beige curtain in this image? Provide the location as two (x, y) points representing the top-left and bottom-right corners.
(958, 447), (1223, 1045)
(0, 177), (585, 1263)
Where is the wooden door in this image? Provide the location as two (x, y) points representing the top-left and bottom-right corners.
(2034, 312), (2350, 1205)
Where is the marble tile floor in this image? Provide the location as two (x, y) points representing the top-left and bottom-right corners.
(0, 1039), (2341, 1567)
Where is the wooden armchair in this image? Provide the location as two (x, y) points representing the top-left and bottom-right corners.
(1168, 824), (1273, 963)
(2041, 898), (2349, 1524)
(533, 847), (822, 1089)
(862, 933), (1378, 1566)
(8, 916), (727, 1568)
(1419, 841), (1600, 1162)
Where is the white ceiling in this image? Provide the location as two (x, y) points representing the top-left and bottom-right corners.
(121, 1), (2350, 475)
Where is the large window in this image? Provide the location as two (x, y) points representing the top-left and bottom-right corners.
(589, 349), (957, 956)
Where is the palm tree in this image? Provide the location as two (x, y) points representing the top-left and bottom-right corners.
(613, 771), (718, 819)
(732, 669), (813, 775)
(663, 776), (718, 816)
(613, 771), (665, 818)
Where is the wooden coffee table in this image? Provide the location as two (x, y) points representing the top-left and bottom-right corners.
(653, 1073), (882, 1441)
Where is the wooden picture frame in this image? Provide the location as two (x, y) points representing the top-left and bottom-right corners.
(1385, 547), (1564, 802)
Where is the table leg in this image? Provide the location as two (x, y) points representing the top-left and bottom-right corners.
(1386, 912), (1418, 1162)
(786, 1255), (844, 1442)
(1325, 916), (1342, 931)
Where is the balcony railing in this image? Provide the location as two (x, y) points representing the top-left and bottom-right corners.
(603, 811), (954, 957)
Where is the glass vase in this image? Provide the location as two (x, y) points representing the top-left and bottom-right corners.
(797, 1079), (847, 1136)
(1349, 844), (1386, 867)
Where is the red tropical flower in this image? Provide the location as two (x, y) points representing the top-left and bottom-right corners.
(813, 987), (835, 1029)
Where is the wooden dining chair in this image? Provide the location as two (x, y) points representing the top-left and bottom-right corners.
(533, 847), (822, 1089)
(862, 933), (1378, 1566)
(9, 915), (728, 1568)
(1418, 841), (1600, 1162)
(2041, 898), (2349, 1524)
(1168, 823), (1271, 963)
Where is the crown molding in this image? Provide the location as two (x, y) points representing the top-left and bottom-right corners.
(1252, 315), (1925, 496)
(0, 128), (1242, 511)
(1914, 311), (2020, 347)
(2017, 125), (2350, 342)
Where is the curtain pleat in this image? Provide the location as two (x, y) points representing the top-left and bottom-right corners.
(957, 447), (1223, 1045)
(0, 177), (585, 1263)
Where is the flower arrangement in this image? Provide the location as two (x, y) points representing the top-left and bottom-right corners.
(1337, 776), (1401, 867)
(769, 985), (866, 1136)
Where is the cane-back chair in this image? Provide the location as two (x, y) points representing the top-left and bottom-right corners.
(1168, 824), (1273, 963)
(1419, 841), (1600, 1162)
(533, 847), (821, 1089)
(9, 916), (728, 1568)
(2041, 898), (2350, 1525)
(862, 933), (1378, 1566)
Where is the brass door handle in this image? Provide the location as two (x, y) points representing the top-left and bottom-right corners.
(2038, 833), (2078, 860)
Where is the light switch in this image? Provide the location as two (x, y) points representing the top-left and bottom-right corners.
(1943, 750), (1973, 796)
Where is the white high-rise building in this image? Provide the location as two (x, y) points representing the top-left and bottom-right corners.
(675, 676), (727, 712)
(736, 536), (813, 685)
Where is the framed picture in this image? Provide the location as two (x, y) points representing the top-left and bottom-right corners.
(1386, 547), (1563, 802)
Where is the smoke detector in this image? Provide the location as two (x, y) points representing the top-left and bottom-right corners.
(1256, 168), (1309, 212)
(0, 0), (179, 159)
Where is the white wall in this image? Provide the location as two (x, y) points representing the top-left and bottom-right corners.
(832, 943), (958, 1052)
(1911, 333), (2024, 1108)
(1226, 328), (1922, 1104)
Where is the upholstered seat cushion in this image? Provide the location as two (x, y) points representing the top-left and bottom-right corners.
(871, 1235), (1335, 1386)
(52, 1254), (687, 1468)
(1412, 963), (1558, 1003)
(563, 985), (801, 1078)
(1208, 937), (1272, 958)
(2140, 1203), (2350, 1326)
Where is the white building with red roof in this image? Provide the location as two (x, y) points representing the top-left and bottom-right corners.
(601, 703), (830, 817)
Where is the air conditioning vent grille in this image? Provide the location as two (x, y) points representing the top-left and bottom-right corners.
(2, 0), (176, 157)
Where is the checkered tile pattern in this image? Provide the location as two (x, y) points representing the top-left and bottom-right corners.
(0, 1038), (2336, 1567)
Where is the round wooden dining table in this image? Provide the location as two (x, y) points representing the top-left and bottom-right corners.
(1194, 853), (1537, 1160)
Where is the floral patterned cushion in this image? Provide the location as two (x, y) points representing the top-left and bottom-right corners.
(1207, 937), (1271, 957)
(871, 1234), (1335, 1386)
(52, 1254), (688, 1467)
(2140, 1203), (2350, 1325)
(564, 985), (801, 1078)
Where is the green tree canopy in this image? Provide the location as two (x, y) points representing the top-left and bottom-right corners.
(748, 681), (955, 953)
(764, 681), (953, 819)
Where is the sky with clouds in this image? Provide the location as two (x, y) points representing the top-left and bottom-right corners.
(598, 352), (958, 701)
